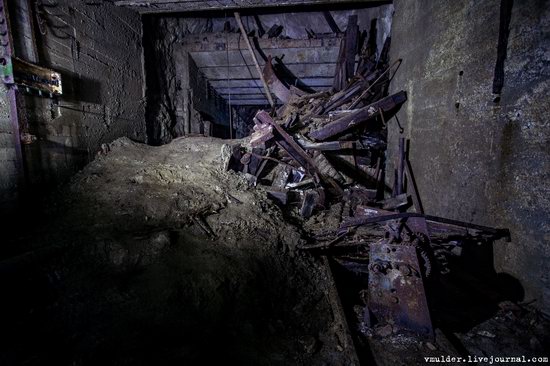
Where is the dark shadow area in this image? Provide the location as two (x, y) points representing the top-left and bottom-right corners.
(329, 236), (528, 365)
(430, 239), (524, 332)
(0, 226), (337, 366)
(211, 122), (233, 139)
(329, 257), (378, 366)
(58, 70), (102, 105)
(22, 138), (89, 187)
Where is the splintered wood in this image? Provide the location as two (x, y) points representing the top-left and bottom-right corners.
(227, 15), (405, 220)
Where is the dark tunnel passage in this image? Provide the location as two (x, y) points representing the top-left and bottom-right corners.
(0, 0), (549, 365)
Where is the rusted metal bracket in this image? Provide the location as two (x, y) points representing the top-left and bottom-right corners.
(368, 242), (434, 338)
(1, 56), (62, 97)
(262, 55), (290, 104)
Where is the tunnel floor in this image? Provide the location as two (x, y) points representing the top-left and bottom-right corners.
(1, 137), (548, 365)
(1, 137), (357, 365)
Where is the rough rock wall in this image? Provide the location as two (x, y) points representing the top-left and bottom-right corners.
(0, 0), (145, 210)
(143, 16), (179, 145)
(388, 0), (550, 313)
(144, 17), (232, 144)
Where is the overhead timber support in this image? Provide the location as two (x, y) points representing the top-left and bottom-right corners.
(182, 33), (344, 106)
(114, 0), (390, 14)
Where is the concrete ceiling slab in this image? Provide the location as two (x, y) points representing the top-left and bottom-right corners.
(114, 0), (387, 14)
(229, 99), (273, 106)
(209, 77), (333, 89)
(181, 33), (342, 52)
(221, 94), (274, 100)
(198, 62), (336, 80)
(189, 47), (341, 67)
(186, 32), (340, 106)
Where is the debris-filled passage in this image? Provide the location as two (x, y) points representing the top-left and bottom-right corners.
(1, 5), (548, 366)
(1, 137), (360, 365)
(3, 132), (547, 365)
(217, 14), (549, 364)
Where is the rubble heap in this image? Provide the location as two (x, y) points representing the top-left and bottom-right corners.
(226, 30), (404, 224)
(226, 15), (512, 347)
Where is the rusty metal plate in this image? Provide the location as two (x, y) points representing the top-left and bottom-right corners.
(262, 56), (290, 104)
(368, 242), (433, 338)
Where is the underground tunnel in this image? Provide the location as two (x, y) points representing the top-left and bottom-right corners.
(0, 0), (549, 365)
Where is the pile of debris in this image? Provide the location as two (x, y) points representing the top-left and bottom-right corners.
(226, 14), (513, 345)
(227, 19), (402, 221)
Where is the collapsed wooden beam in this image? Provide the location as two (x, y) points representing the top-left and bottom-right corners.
(254, 110), (343, 195)
(323, 11), (341, 34)
(308, 91), (407, 141)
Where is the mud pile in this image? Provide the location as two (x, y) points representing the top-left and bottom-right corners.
(1, 137), (356, 366)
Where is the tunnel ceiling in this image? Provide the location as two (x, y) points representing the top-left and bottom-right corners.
(185, 33), (342, 106)
(123, 2), (393, 107)
(114, 0), (386, 14)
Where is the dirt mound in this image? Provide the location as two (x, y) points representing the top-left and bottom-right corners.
(1, 137), (356, 365)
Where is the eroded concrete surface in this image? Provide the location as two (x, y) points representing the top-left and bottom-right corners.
(0, 0), (145, 209)
(389, 0), (550, 314)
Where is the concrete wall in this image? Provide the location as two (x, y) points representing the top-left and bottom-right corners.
(0, 0), (25, 212)
(0, 0), (145, 210)
(389, 0), (550, 313)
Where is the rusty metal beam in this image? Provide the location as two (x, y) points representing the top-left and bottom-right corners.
(338, 211), (511, 241)
(368, 242), (434, 338)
